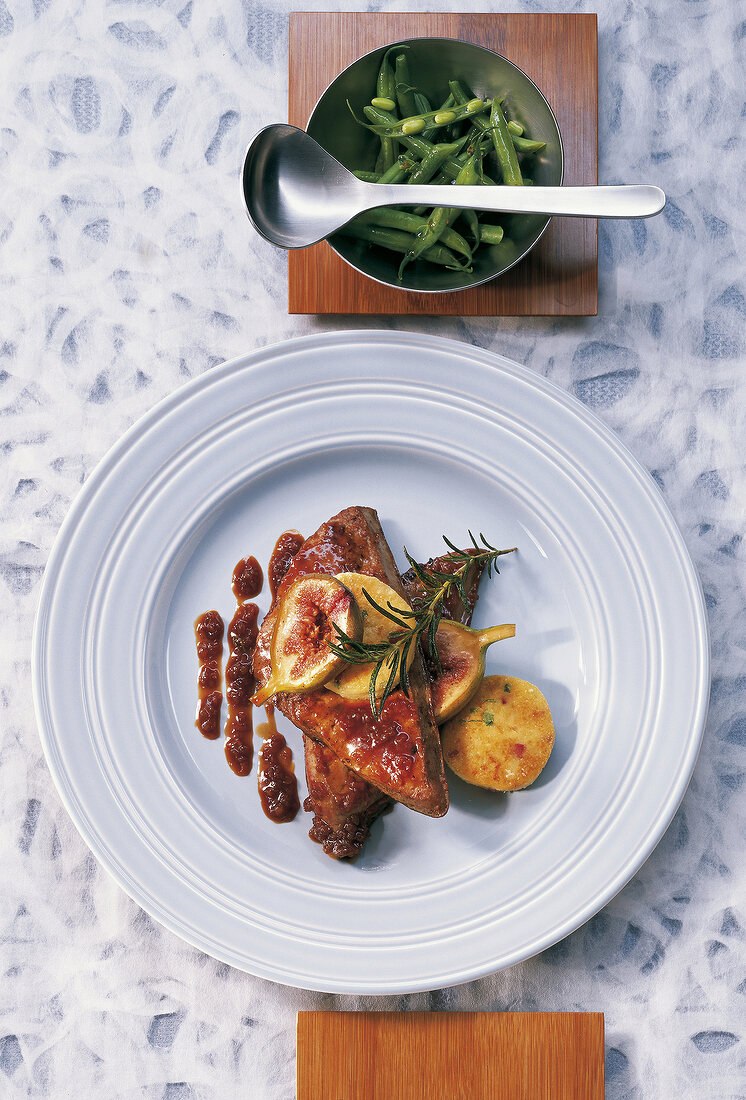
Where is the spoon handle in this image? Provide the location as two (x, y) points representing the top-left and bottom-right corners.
(366, 183), (666, 220)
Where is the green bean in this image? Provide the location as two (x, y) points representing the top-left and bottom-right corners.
(488, 99), (523, 185)
(449, 81), (499, 149)
(377, 154), (416, 185)
(398, 131), (498, 189)
(441, 155), (497, 187)
(399, 134), (469, 181)
(450, 80), (544, 161)
(394, 53), (418, 118)
(454, 149), (482, 186)
(427, 169), (454, 185)
(392, 131), (435, 156)
(452, 151), (484, 245)
(459, 209), (480, 245)
(448, 79), (473, 107)
(397, 203), (457, 278)
(378, 48), (399, 99)
(413, 91), (432, 116)
(364, 103), (404, 126)
(398, 138), (486, 276)
(352, 209), (472, 262)
(422, 93), (454, 141)
(512, 134), (546, 153)
(341, 222), (469, 270)
(406, 136), (468, 185)
(353, 170), (381, 183)
(410, 157), (494, 218)
(375, 48), (400, 173)
(478, 223), (505, 244)
(448, 80), (496, 148)
(363, 98), (491, 138)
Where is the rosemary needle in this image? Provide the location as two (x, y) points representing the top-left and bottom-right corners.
(328, 533), (517, 718)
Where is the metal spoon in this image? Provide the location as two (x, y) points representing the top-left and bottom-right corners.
(242, 124), (666, 250)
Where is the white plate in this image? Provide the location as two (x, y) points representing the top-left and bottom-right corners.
(32, 331), (709, 994)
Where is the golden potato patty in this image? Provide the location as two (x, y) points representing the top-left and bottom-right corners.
(441, 675), (554, 791)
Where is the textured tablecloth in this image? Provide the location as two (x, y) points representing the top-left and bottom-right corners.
(2, 1), (744, 1096)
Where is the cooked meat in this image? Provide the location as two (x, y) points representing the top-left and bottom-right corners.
(253, 506), (449, 818)
(402, 551), (487, 684)
(302, 736), (392, 859)
(302, 550), (488, 859)
(400, 551), (486, 626)
(255, 519), (487, 859)
(260, 527), (391, 860)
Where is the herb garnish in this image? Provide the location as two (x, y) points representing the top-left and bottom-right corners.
(328, 533), (516, 718)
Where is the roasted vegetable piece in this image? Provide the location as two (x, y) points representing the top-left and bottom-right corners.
(430, 620), (516, 723)
(441, 675), (554, 791)
(252, 576), (362, 704)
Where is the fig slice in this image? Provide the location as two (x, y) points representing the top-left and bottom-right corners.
(431, 619), (515, 724)
(252, 575), (362, 705)
(324, 572), (416, 701)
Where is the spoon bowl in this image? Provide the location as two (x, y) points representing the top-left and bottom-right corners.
(243, 124), (366, 250)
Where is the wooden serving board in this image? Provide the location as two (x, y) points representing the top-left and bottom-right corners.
(297, 1011), (605, 1099)
(288, 12), (598, 316)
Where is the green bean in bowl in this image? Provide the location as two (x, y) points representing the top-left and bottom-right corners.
(306, 38), (563, 293)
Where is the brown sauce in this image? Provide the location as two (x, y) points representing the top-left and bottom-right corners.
(224, 602), (259, 776)
(193, 534), (307, 824)
(268, 530), (305, 602)
(255, 701), (279, 741)
(295, 692), (420, 791)
(258, 733), (300, 823)
(232, 556), (263, 602)
(194, 610), (224, 739)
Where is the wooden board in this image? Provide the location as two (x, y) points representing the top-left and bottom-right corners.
(297, 1011), (605, 1099)
(288, 12), (598, 316)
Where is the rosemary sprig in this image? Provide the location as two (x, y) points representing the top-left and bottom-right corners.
(328, 533), (517, 718)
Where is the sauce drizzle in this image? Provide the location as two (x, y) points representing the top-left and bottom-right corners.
(232, 556), (263, 602)
(193, 535), (304, 822)
(256, 700), (279, 741)
(224, 602), (259, 775)
(194, 610), (224, 739)
(258, 733), (300, 822)
(268, 530), (305, 602)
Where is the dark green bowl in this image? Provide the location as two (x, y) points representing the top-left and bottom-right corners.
(306, 37), (564, 293)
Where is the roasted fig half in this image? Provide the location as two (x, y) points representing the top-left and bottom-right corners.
(252, 575), (362, 704)
(430, 620), (516, 723)
(324, 572), (416, 701)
